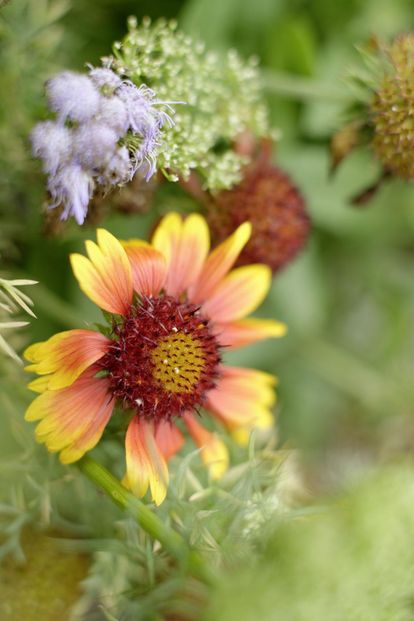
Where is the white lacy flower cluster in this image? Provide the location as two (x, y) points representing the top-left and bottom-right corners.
(112, 17), (271, 191)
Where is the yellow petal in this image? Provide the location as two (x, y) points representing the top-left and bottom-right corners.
(24, 329), (110, 390)
(216, 317), (287, 349)
(207, 366), (277, 437)
(183, 413), (229, 480)
(231, 409), (275, 446)
(125, 417), (169, 506)
(24, 368), (114, 462)
(202, 264), (272, 323)
(152, 212), (210, 297)
(122, 242), (167, 296)
(70, 228), (133, 315)
(27, 376), (50, 394)
(189, 221), (251, 303)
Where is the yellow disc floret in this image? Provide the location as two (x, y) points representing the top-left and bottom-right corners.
(151, 331), (206, 394)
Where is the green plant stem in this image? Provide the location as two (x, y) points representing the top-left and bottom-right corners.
(261, 69), (351, 101)
(78, 455), (213, 584)
(301, 338), (396, 409)
(31, 283), (84, 328)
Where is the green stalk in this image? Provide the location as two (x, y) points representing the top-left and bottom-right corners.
(261, 69), (350, 101)
(301, 338), (394, 410)
(78, 455), (213, 583)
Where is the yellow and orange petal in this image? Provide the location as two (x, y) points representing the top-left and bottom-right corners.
(230, 408), (275, 446)
(122, 241), (167, 296)
(183, 413), (229, 480)
(215, 317), (287, 349)
(201, 264), (272, 323)
(152, 212), (210, 297)
(24, 329), (110, 390)
(155, 421), (185, 461)
(207, 366), (276, 442)
(27, 375), (50, 394)
(25, 366), (114, 464)
(188, 221), (251, 304)
(214, 365), (277, 406)
(70, 228), (133, 315)
(124, 417), (169, 506)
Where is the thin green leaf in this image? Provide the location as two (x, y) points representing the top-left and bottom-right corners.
(0, 333), (21, 364)
(0, 321), (28, 329)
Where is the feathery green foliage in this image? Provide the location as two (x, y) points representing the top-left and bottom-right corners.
(0, 278), (36, 363)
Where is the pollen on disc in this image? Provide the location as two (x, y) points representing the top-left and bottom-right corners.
(151, 332), (205, 393)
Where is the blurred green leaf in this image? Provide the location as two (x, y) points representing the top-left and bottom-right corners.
(205, 465), (414, 621)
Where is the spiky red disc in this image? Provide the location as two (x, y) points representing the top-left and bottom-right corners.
(100, 295), (221, 422)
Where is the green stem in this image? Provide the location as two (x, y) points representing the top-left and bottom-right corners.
(261, 69), (350, 102)
(301, 338), (395, 409)
(31, 283), (84, 328)
(78, 455), (213, 583)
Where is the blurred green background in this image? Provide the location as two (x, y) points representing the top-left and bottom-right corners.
(2, 0), (414, 618)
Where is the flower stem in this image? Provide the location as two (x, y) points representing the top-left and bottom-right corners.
(78, 455), (213, 583)
(261, 69), (350, 101)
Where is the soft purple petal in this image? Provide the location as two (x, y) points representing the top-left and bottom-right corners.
(46, 71), (101, 123)
(117, 81), (174, 180)
(72, 122), (119, 169)
(89, 67), (122, 91)
(31, 121), (72, 174)
(48, 164), (94, 224)
(117, 82), (154, 134)
(98, 146), (132, 185)
(97, 96), (129, 137)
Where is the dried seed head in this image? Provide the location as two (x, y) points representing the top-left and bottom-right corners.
(207, 155), (310, 273)
(371, 34), (414, 179)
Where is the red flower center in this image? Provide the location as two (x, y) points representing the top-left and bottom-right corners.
(100, 295), (222, 422)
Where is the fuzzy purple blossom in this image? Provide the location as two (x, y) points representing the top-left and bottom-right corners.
(48, 164), (94, 225)
(32, 66), (175, 223)
(97, 146), (131, 186)
(73, 122), (119, 169)
(46, 71), (101, 123)
(31, 122), (72, 174)
(118, 82), (174, 179)
(97, 96), (129, 137)
(89, 67), (123, 91)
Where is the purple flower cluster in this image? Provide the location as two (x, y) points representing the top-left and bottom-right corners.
(31, 68), (173, 224)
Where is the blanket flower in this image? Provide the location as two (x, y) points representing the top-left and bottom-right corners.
(24, 213), (286, 505)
